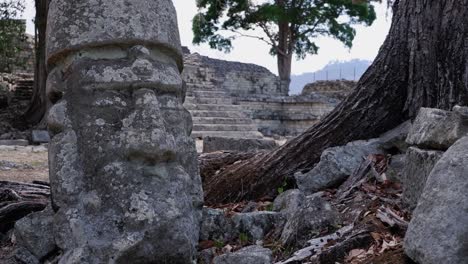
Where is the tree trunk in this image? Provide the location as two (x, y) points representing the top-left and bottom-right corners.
(276, 0), (292, 91)
(203, 0), (468, 205)
(23, 0), (49, 126)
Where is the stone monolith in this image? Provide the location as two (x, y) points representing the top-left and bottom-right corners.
(45, 0), (203, 262)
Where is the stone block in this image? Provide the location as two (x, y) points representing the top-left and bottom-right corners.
(405, 136), (468, 264)
(402, 147), (444, 210)
(281, 196), (340, 247)
(15, 206), (56, 260)
(406, 107), (468, 150)
(0, 139), (28, 146)
(295, 139), (383, 195)
(200, 208), (235, 242)
(213, 245), (273, 264)
(273, 189), (305, 219)
(31, 130), (50, 144)
(203, 136), (277, 153)
(232, 211), (285, 241)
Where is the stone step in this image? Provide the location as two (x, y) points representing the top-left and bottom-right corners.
(193, 124), (258, 132)
(190, 110), (246, 118)
(191, 131), (263, 139)
(185, 96), (233, 105)
(192, 117), (253, 125)
(186, 90), (230, 98)
(184, 103), (242, 111)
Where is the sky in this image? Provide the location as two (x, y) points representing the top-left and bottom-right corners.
(21, 0), (391, 75)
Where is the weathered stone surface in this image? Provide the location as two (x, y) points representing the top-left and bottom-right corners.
(404, 136), (468, 264)
(42, 1), (203, 263)
(406, 107), (468, 150)
(0, 140), (28, 146)
(198, 247), (217, 264)
(281, 196), (340, 247)
(14, 207), (56, 260)
(273, 189), (305, 218)
(402, 147), (444, 210)
(295, 122), (410, 194)
(295, 139), (383, 195)
(203, 136), (277, 153)
(213, 245), (273, 264)
(233, 211), (285, 241)
(47, 0), (183, 68)
(378, 121), (412, 152)
(385, 154), (406, 183)
(31, 130), (50, 144)
(14, 247), (40, 264)
(200, 208), (235, 242)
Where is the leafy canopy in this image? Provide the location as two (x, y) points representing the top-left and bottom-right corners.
(193, 0), (379, 59)
(0, 0), (26, 73)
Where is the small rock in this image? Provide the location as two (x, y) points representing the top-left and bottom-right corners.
(406, 107), (468, 150)
(31, 130), (50, 144)
(281, 196), (340, 247)
(402, 147), (444, 210)
(200, 208), (235, 242)
(15, 206), (56, 260)
(404, 136), (468, 264)
(273, 189), (305, 218)
(213, 245), (273, 264)
(198, 247), (217, 264)
(203, 137), (277, 153)
(232, 211), (285, 241)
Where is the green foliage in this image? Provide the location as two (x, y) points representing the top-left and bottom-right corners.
(193, 0), (380, 61)
(0, 0), (26, 73)
(213, 239), (225, 248)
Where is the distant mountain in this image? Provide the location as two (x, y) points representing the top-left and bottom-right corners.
(290, 59), (372, 95)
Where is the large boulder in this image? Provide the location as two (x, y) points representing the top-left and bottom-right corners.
(295, 122), (410, 195)
(295, 139), (383, 194)
(213, 245), (273, 264)
(281, 195), (340, 248)
(404, 136), (468, 264)
(406, 107), (468, 150)
(14, 207), (56, 260)
(402, 147), (444, 210)
(203, 136), (277, 153)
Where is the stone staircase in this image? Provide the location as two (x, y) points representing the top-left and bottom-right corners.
(184, 89), (263, 139)
(12, 77), (34, 103)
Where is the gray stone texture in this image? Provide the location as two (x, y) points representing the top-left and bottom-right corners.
(402, 147), (444, 210)
(295, 122), (410, 195)
(281, 196), (340, 247)
(295, 139), (383, 195)
(203, 136), (277, 153)
(406, 107), (468, 150)
(200, 208), (235, 242)
(0, 140), (28, 146)
(213, 245), (273, 264)
(41, 1), (203, 263)
(405, 136), (468, 264)
(14, 207), (56, 260)
(31, 130), (50, 144)
(273, 189), (305, 219)
(232, 211), (285, 241)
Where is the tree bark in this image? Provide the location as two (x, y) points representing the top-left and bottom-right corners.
(203, 0), (468, 205)
(23, 0), (49, 126)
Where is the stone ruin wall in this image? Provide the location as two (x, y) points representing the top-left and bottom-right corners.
(183, 50), (352, 137)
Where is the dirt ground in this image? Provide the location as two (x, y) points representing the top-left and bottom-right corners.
(0, 145), (49, 183)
